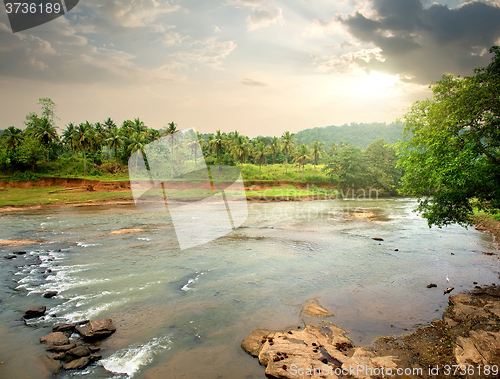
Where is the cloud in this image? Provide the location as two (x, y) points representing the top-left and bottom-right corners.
(247, 7), (284, 31)
(241, 78), (268, 86)
(314, 48), (385, 74)
(323, 0), (500, 83)
(171, 37), (237, 70)
(78, 0), (180, 32)
(158, 31), (183, 46)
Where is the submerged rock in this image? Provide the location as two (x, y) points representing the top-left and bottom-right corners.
(40, 355), (63, 375)
(52, 323), (76, 334)
(371, 237), (384, 241)
(43, 291), (58, 298)
(300, 299), (334, 318)
(24, 305), (46, 319)
(427, 283), (437, 288)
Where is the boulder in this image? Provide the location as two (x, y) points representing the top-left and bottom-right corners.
(46, 343), (76, 352)
(24, 305), (46, 319)
(371, 237), (384, 241)
(40, 332), (69, 346)
(43, 291), (58, 298)
(64, 357), (91, 370)
(301, 300), (333, 318)
(5, 254), (17, 259)
(76, 318), (116, 341)
(67, 346), (91, 359)
(241, 329), (271, 357)
(52, 323), (76, 334)
(89, 353), (103, 361)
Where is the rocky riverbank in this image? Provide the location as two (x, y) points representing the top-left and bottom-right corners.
(243, 291), (500, 379)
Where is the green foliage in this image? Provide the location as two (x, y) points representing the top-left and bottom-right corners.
(89, 168), (103, 176)
(324, 144), (371, 189)
(396, 46), (500, 227)
(295, 122), (403, 149)
(16, 136), (47, 171)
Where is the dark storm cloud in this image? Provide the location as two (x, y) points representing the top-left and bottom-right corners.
(337, 0), (500, 83)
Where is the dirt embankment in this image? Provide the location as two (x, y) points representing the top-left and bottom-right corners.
(0, 178), (131, 192)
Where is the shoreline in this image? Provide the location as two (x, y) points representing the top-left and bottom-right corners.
(243, 286), (500, 379)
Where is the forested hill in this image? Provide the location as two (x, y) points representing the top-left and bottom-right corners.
(294, 122), (403, 149)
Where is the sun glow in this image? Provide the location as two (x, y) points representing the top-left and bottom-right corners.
(357, 71), (400, 97)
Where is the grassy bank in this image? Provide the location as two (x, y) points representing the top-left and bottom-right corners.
(0, 187), (132, 208)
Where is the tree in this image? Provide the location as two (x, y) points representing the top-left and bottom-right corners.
(127, 132), (148, 169)
(209, 129), (225, 165)
(164, 122), (178, 178)
(281, 131), (295, 174)
(310, 141), (324, 171)
(396, 46), (500, 227)
(324, 144), (371, 189)
(230, 135), (250, 165)
(292, 144), (312, 180)
(62, 123), (78, 162)
(106, 127), (125, 172)
(31, 117), (59, 164)
(1, 126), (22, 150)
(253, 142), (268, 178)
(17, 135), (47, 171)
(37, 98), (57, 121)
(270, 136), (280, 164)
(77, 121), (93, 176)
(365, 139), (401, 194)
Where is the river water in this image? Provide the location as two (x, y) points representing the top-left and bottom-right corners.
(0, 198), (498, 379)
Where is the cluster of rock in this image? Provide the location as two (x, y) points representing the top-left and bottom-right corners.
(242, 301), (398, 379)
(24, 305), (117, 375)
(446, 286), (500, 366)
(243, 288), (500, 379)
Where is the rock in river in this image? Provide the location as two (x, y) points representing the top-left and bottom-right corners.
(300, 299), (334, 318)
(76, 318), (116, 341)
(23, 306), (46, 319)
(40, 332), (70, 346)
(43, 291), (58, 298)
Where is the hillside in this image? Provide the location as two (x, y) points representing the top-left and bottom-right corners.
(294, 122), (404, 149)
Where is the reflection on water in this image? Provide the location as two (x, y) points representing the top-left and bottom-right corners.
(0, 198), (499, 378)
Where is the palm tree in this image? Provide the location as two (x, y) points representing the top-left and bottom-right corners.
(209, 130), (225, 165)
(292, 144), (312, 181)
(310, 141), (324, 172)
(230, 135), (251, 165)
(62, 123), (78, 162)
(329, 141), (337, 154)
(163, 121), (178, 178)
(76, 121), (93, 176)
(106, 126), (125, 172)
(104, 117), (116, 132)
(281, 131), (295, 174)
(32, 117), (59, 164)
(127, 132), (148, 170)
(253, 142), (268, 178)
(1, 126), (23, 150)
(270, 136), (280, 164)
(185, 130), (202, 166)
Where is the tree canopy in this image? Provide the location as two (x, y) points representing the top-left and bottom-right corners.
(396, 46), (500, 227)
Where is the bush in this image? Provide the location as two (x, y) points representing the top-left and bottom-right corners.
(89, 169), (103, 176)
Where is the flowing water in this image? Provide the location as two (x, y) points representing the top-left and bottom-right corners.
(0, 198), (499, 379)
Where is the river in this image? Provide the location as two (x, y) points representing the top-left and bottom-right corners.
(0, 198), (498, 378)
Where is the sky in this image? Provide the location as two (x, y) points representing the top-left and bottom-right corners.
(0, 0), (499, 137)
